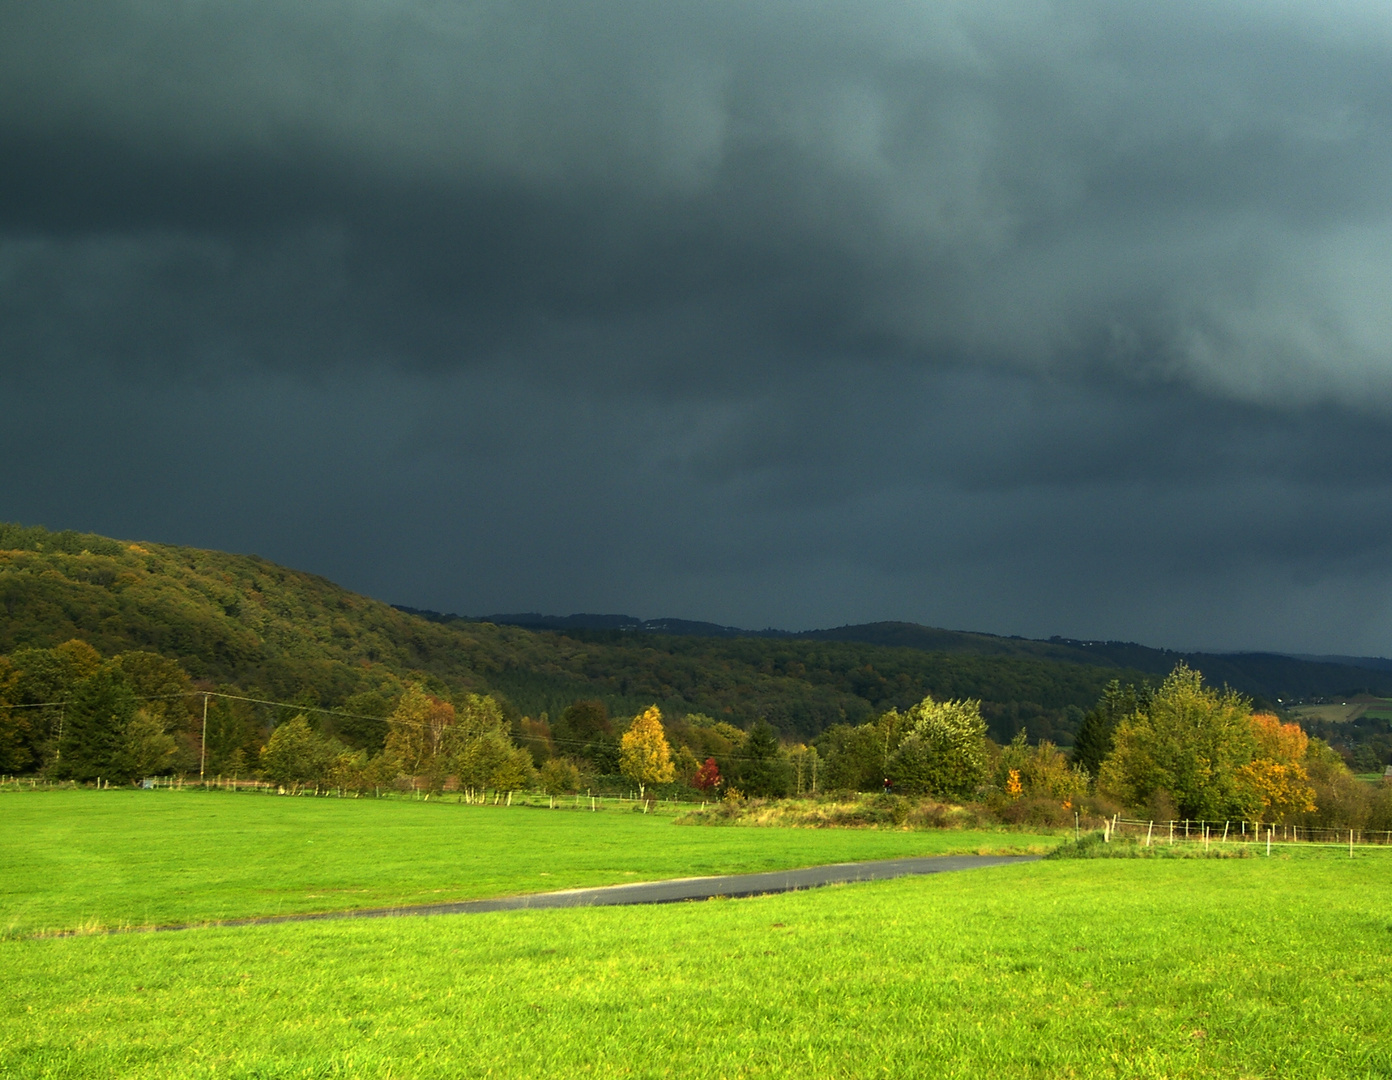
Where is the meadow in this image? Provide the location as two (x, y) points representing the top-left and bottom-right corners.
(4, 790), (1390, 1079)
(3, 856), (1389, 1078)
(1289, 698), (1392, 724)
(0, 789), (1054, 936)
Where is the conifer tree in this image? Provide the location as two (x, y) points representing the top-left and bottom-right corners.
(55, 665), (137, 782)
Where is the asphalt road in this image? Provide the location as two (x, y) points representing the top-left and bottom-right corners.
(198, 853), (1038, 930)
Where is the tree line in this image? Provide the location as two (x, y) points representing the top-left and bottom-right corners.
(0, 522), (1153, 747)
(10, 521), (1392, 772)
(3, 637), (1389, 831)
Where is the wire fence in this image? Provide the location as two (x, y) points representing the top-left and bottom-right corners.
(1096, 814), (1392, 851)
(8, 776), (1392, 846)
(0, 774), (717, 815)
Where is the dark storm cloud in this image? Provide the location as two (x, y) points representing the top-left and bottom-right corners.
(3, 1), (1392, 652)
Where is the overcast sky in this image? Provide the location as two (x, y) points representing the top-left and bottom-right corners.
(4, 1), (1392, 653)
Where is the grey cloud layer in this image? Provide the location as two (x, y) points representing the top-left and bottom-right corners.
(5, 1), (1391, 402)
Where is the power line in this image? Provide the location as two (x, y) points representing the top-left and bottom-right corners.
(0, 690), (403, 725)
(2, 692), (192, 709)
(3, 688), (789, 761)
(198, 691), (400, 726)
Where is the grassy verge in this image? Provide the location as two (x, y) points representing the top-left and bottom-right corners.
(1046, 832), (1257, 859)
(2, 855), (1388, 1078)
(0, 789), (1058, 935)
(677, 793), (995, 829)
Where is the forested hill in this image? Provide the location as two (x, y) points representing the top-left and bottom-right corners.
(2, 522), (1387, 753)
(799, 625), (1392, 703)
(0, 522), (1137, 744)
(431, 610), (1392, 705)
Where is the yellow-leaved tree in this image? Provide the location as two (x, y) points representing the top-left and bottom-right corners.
(620, 705), (674, 798)
(1236, 713), (1316, 823)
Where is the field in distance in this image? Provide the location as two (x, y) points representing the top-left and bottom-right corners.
(0, 789), (1055, 936)
(1288, 696), (1392, 723)
(3, 849), (1389, 1078)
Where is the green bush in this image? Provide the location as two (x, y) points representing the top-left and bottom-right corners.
(997, 795), (1075, 827)
(540, 757), (581, 796)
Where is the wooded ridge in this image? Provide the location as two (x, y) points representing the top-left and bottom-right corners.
(3, 521), (1389, 754)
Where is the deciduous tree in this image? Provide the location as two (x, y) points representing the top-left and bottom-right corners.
(259, 714), (344, 792)
(383, 684), (457, 789)
(112, 651), (191, 732)
(553, 699), (610, 750)
(693, 756), (721, 792)
(116, 709), (179, 779)
(1098, 664), (1257, 820)
(1236, 713), (1316, 822)
(540, 757), (580, 797)
(814, 721), (886, 792)
(889, 695), (988, 799)
(456, 729), (535, 794)
(10, 641), (103, 769)
(620, 705), (674, 797)
(997, 732), (1088, 804)
(0, 657), (30, 773)
(519, 715), (555, 766)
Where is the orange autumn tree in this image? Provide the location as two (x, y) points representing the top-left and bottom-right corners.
(620, 705), (675, 798)
(1236, 713), (1316, 823)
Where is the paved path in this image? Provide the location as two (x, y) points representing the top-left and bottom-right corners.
(175, 853), (1035, 932)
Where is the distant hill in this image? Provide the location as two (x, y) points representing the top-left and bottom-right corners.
(5, 522), (1392, 753)
(1292, 654), (1392, 675)
(450, 611), (775, 638)
(814, 628), (1392, 703)
(413, 610), (1392, 705)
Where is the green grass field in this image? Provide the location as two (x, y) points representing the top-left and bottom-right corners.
(1289, 699), (1392, 724)
(4, 791), (1390, 1078)
(5, 858), (1390, 1078)
(0, 789), (1054, 936)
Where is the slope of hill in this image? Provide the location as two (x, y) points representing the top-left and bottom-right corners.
(1, 522), (1150, 745)
(6, 522), (1390, 757)
(0, 522), (510, 702)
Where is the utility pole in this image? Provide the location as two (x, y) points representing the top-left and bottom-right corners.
(199, 693), (209, 783)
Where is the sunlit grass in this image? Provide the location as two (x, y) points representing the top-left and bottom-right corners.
(2, 855), (1388, 1078)
(0, 789), (1056, 935)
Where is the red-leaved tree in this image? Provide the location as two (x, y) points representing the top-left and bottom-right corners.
(693, 756), (721, 791)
